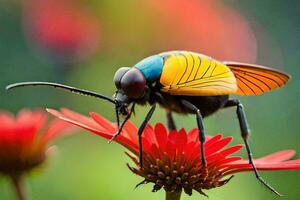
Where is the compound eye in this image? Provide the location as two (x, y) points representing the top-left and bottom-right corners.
(121, 68), (146, 99)
(114, 67), (130, 88)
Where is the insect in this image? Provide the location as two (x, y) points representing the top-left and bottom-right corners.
(7, 50), (290, 195)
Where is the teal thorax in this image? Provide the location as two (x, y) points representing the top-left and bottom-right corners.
(135, 55), (164, 82)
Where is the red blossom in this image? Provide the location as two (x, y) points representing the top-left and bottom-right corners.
(48, 108), (300, 196)
(23, 0), (100, 63)
(146, 0), (257, 63)
(0, 109), (74, 177)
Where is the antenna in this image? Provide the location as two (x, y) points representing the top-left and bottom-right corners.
(6, 82), (116, 104)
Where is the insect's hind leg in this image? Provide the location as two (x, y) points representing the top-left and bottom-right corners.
(166, 110), (176, 130)
(224, 99), (281, 196)
(181, 100), (207, 168)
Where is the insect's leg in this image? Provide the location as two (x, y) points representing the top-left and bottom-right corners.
(166, 110), (176, 130)
(109, 104), (135, 143)
(115, 106), (120, 127)
(224, 99), (281, 196)
(138, 103), (156, 168)
(108, 113), (131, 143)
(181, 100), (207, 168)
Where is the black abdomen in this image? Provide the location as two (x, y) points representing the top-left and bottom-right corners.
(158, 93), (229, 117)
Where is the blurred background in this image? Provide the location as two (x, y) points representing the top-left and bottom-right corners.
(0, 0), (299, 199)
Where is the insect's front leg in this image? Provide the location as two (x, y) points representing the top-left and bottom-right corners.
(138, 103), (156, 168)
(109, 104), (135, 143)
(224, 99), (281, 196)
(108, 113), (131, 143)
(181, 100), (207, 168)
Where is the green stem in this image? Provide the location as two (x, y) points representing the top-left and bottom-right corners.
(11, 175), (27, 200)
(165, 190), (182, 200)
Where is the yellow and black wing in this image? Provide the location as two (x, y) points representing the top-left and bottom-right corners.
(159, 51), (237, 96)
(224, 62), (291, 95)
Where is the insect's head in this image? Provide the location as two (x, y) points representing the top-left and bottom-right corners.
(113, 67), (146, 101)
(114, 91), (131, 116)
(113, 67), (146, 116)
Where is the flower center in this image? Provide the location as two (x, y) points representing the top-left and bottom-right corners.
(0, 150), (46, 176)
(128, 152), (233, 196)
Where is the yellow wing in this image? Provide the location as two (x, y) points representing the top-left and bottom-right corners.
(224, 61), (291, 95)
(159, 51), (237, 96)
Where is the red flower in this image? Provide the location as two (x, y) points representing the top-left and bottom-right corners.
(48, 108), (300, 196)
(0, 109), (74, 177)
(146, 0), (257, 63)
(23, 0), (100, 63)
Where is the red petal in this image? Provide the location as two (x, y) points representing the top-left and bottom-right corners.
(255, 150), (296, 163)
(207, 145), (243, 163)
(211, 156), (242, 167)
(47, 108), (139, 154)
(187, 128), (198, 143)
(149, 144), (161, 159)
(176, 128), (188, 150)
(168, 129), (177, 143)
(252, 162), (300, 170)
(225, 161), (300, 174)
(49, 108), (102, 132)
(184, 141), (198, 161)
(142, 137), (152, 154)
(166, 140), (176, 161)
(205, 134), (223, 148)
(48, 108), (110, 138)
(41, 118), (76, 143)
(123, 120), (138, 143)
(17, 109), (47, 140)
(90, 112), (117, 133)
(154, 123), (168, 152)
(0, 111), (14, 124)
(143, 124), (157, 146)
(206, 137), (233, 156)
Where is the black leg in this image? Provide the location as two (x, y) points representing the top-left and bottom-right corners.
(109, 113), (131, 143)
(166, 110), (176, 131)
(181, 100), (207, 168)
(224, 99), (281, 196)
(115, 106), (120, 127)
(109, 104), (135, 143)
(138, 104), (157, 168)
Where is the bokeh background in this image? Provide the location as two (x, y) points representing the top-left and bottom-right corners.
(0, 0), (299, 199)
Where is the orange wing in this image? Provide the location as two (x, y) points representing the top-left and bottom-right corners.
(224, 62), (291, 95)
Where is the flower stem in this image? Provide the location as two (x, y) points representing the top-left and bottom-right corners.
(165, 190), (182, 200)
(11, 175), (27, 200)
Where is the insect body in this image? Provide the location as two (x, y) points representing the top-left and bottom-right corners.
(7, 50), (290, 195)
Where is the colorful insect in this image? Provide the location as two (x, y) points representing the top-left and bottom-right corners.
(7, 50), (290, 195)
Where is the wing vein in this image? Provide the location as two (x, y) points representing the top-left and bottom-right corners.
(177, 71), (230, 85)
(230, 65), (288, 83)
(201, 59), (212, 79)
(191, 84), (233, 90)
(233, 68), (282, 86)
(178, 79), (234, 88)
(238, 85), (246, 95)
(178, 53), (188, 84)
(237, 74), (265, 93)
(193, 55), (201, 80)
(186, 53), (195, 81)
(235, 74), (257, 95)
(210, 62), (217, 77)
(241, 73), (272, 90)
